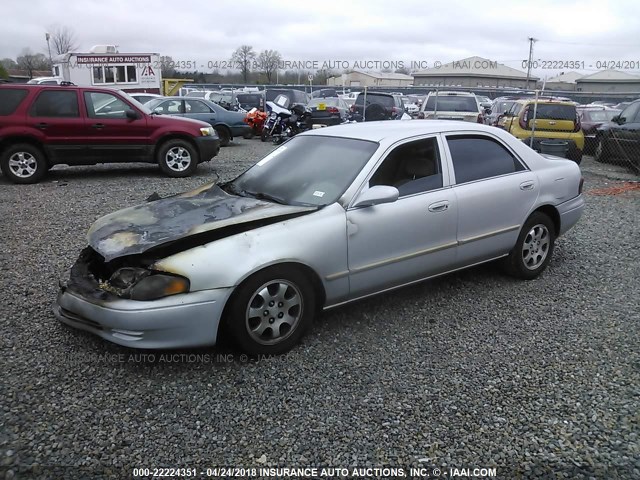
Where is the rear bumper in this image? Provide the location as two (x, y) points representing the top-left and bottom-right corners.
(310, 116), (342, 126)
(557, 194), (585, 237)
(54, 286), (232, 349)
(195, 136), (220, 162)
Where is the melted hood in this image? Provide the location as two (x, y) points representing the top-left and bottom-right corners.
(88, 183), (317, 261)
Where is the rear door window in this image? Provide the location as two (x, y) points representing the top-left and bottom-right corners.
(0, 88), (28, 115)
(447, 134), (525, 184)
(530, 104), (576, 120)
(425, 96), (478, 112)
(29, 90), (79, 118)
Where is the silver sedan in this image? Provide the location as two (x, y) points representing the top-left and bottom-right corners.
(55, 121), (585, 355)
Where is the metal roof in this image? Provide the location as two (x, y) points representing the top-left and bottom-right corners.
(545, 71), (583, 84)
(412, 56), (538, 80)
(576, 69), (640, 83)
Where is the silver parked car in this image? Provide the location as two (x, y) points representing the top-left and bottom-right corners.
(54, 121), (585, 355)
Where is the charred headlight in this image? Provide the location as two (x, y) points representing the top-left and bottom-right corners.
(106, 267), (190, 301)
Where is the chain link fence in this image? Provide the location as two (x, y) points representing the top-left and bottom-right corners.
(183, 82), (639, 175)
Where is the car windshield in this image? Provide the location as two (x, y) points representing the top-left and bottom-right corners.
(355, 94), (394, 107)
(494, 101), (515, 113)
(424, 96), (478, 112)
(119, 91), (152, 114)
(226, 136), (379, 207)
(582, 109), (618, 122)
(145, 98), (170, 113)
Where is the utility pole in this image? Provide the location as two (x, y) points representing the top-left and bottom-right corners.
(45, 32), (53, 65)
(525, 37), (537, 90)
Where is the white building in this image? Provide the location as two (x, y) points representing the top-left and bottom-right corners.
(53, 45), (161, 93)
(575, 70), (640, 93)
(327, 70), (413, 87)
(412, 56), (538, 89)
(543, 71), (583, 91)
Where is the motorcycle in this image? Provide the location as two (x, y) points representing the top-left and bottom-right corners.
(261, 95), (313, 144)
(244, 108), (268, 137)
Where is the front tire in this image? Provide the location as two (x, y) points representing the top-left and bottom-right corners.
(502, 212), (556, 280)
(594, 137), (608, 163)
(157, 139), (198, 178)
(0, 144), (48, 184)
(226, 266), (316, 355)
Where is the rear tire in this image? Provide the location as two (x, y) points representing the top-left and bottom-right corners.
(502, 212), (556, 280)
(157, 139), (199, 178)
(226, 266), (316, 355)
(215, 126), (231, 146)
(0, 143), (48, 184)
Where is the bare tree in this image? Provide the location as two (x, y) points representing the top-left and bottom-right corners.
(395, 66), (411, 75)
(159, 56), (176, 77)
(313, 68), (335, 85)
(17, 49), (51, 78)
(232, 45), (256, 83)
(257, 49), (281, 83)
(1, 58), (18, 70)
(48, 25), (79, 55)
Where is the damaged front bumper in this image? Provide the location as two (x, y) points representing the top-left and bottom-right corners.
(54, 248), (232, 349)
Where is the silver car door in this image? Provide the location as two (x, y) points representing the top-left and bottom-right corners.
(346, 136), (458, 299)
(443, 133), (538, 266)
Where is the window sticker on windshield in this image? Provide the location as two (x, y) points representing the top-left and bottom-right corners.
(313, 191), (325, 197)
(256, 146), (287, 166)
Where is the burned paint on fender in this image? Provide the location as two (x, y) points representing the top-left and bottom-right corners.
(87, 183), (317, 261)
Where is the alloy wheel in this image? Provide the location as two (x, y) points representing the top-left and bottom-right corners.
(522, 224), (550, 270)
(245, 280), (303, 345)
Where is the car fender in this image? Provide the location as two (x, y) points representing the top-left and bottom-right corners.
(152, 203), (350, 306)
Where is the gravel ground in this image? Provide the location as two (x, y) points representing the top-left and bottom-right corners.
(1, 141), (639, 480)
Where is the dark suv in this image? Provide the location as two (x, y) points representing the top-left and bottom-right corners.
(350, 92), (405, 121)
(0, 84), (220, 184)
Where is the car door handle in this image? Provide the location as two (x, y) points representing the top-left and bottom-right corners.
(520, 181), (535, 190)
(35, 122), (48, 130)
(428, 201), (449, 212)
(91, 123), (105, 130)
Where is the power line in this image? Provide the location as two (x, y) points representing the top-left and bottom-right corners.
(539, 39), (640, 48)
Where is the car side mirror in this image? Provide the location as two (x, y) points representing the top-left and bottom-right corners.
(125, 109), (139, 120)
(352, 185), (399, 208)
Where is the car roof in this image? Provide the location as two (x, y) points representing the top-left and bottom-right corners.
(301, 120), (497, 142)
(514, 98), (575, 106)
(427, 91), (476, 96)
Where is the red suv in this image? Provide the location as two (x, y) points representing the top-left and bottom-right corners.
(0, 84), (220, 184)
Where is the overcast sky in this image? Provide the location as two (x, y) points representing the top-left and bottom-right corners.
(2, 0), (640, 78)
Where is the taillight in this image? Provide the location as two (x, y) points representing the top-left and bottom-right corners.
(519, 107), (528, 129)
(579, 177), (584, 194)
(350, 104), (356, 113)
(326, 106), (339, 114)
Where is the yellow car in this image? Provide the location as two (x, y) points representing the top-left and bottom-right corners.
(499, 99), (584, 163)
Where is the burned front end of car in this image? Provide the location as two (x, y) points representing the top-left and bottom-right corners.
(54, 244), (231, 348)
(53, 183), (318, 348)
